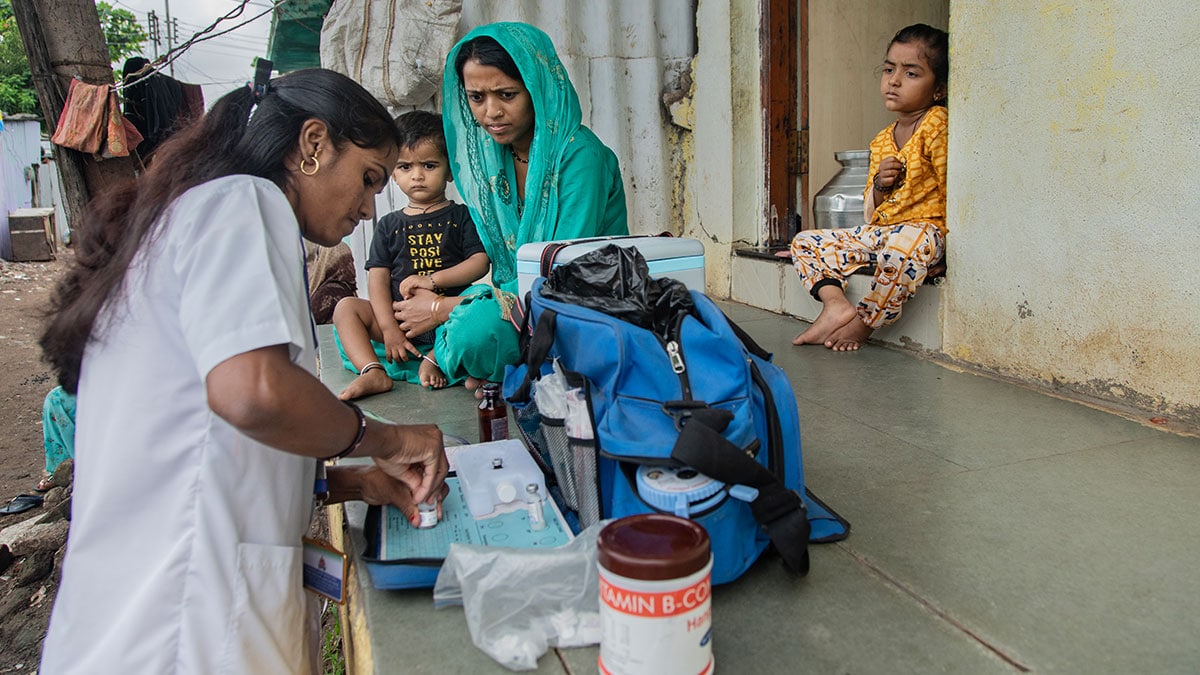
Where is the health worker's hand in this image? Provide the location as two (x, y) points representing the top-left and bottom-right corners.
(371, 423), (448, 505)
(328, 464), (449, 527)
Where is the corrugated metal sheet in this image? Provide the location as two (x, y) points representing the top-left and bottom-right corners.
(348, 1), (697, 294)
(459, 0), (695, 235)
(1, 117), (43, 260)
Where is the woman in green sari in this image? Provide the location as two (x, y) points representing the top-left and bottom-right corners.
(391, 21), (628, 387)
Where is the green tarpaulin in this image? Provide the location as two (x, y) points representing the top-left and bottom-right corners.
(267, 0), (332, 73)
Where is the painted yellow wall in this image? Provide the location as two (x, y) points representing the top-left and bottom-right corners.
(946, 1), (1200, 423)
(806, 0), (948, 229)
(695, 0), (1198, 423)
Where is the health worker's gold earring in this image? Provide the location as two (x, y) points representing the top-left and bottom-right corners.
(300, 147), (321, 176)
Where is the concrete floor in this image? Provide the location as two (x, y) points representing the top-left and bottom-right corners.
(320, 300), (1200, 674)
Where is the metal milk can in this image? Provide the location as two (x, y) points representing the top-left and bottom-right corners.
(812, 150), (869, 231)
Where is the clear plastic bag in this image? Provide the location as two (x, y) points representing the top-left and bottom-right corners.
(432, 521), (608, 671)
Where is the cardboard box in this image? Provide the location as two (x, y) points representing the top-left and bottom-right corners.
(8, 207), (56, 262)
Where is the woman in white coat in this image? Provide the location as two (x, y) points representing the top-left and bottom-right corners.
(38, 68), (448, 673)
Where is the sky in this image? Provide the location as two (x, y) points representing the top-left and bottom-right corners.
(108, 0), (276, 108)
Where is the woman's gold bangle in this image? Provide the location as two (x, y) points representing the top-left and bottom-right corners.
(431, 296), (444, 323)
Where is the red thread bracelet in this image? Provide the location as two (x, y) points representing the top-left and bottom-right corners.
(323, 400), (366, 461)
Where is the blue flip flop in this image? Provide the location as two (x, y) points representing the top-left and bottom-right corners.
(0, 494), (43, 515)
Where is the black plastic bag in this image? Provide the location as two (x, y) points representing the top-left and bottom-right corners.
(541, 244), (694, 340)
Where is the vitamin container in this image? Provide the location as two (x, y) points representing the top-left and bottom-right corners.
(597, 514), (713, 675)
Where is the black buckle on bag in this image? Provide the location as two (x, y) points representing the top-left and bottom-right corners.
(662, 400), (707, 431)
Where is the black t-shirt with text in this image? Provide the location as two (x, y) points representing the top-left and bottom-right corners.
(365, 203), (485, 302)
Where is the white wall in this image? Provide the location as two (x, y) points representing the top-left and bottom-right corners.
(680, 0), (763, 295)
(946, 1), (1200, 423)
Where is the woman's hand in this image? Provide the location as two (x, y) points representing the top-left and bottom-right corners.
(370, 423), (449, 504)
(392, 288), (440, 338)
(327, 464), (450, 526)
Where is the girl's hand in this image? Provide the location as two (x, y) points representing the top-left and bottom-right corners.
(874, 156), (906, 192)
(393, 289), (440, 337)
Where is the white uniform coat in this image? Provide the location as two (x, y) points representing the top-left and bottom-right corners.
(42, 176), (319, 674)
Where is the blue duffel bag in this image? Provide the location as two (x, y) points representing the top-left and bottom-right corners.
(504, 245), (848, 584)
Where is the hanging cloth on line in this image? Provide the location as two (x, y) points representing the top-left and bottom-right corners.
(50, 79), (143, 159)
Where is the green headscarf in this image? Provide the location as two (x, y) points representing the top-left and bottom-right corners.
(443, 22), (627, 291)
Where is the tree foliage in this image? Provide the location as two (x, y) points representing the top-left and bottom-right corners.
(96, 2), (148, 64)
(0, 0), (148, 117)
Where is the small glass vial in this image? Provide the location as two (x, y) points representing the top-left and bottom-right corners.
(478, 383), (509, 442)
(525, 483), (546, 531)
(416, 501), (438, 529)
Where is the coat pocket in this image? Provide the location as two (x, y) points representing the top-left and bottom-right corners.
(219, 542), (309, 674)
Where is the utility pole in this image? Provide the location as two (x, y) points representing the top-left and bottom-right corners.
(11, 0), (136, 232)
(163, 0), (174, 76)
(148, 10), (160, 60)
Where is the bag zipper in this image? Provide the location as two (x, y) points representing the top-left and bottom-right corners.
(661, 313), (691, 399)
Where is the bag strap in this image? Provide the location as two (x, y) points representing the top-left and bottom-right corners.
(509, 307), (558, 403)
(722, 309), (772, 362)
(669, 408), (810, 575)
(540, 241), (580, 278)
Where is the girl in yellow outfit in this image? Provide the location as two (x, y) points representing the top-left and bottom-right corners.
(789, 24), (948, 351)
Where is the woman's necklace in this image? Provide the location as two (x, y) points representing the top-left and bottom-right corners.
(510, 146), (529, 164)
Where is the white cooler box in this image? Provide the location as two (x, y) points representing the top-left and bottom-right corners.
(516, 235), (706, 298)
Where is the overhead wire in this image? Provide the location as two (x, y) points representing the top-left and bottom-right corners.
(114, 0), (285, 92)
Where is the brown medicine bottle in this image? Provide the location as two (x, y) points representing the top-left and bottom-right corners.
(478, 383), (509, 442)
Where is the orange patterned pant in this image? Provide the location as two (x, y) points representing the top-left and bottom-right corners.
(789, 223), (944, 328)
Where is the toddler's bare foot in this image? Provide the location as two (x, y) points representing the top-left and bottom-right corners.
(464, 377), (491, 399)
(825, 317), (874, 351)
(338, 368), (394, 400)
(419, 356), (448, 389)
(793, 298), (857, 345)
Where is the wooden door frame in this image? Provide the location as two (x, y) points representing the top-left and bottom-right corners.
(761, 0), (807, 246)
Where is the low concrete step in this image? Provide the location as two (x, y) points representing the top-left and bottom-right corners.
(730, 254), (944, 352)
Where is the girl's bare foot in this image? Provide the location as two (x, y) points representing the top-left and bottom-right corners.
(824, 316), (874, 351)
(793, 297), (857, 345)
(419, 356), (448, 389)
(338, 368), (394, 400)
